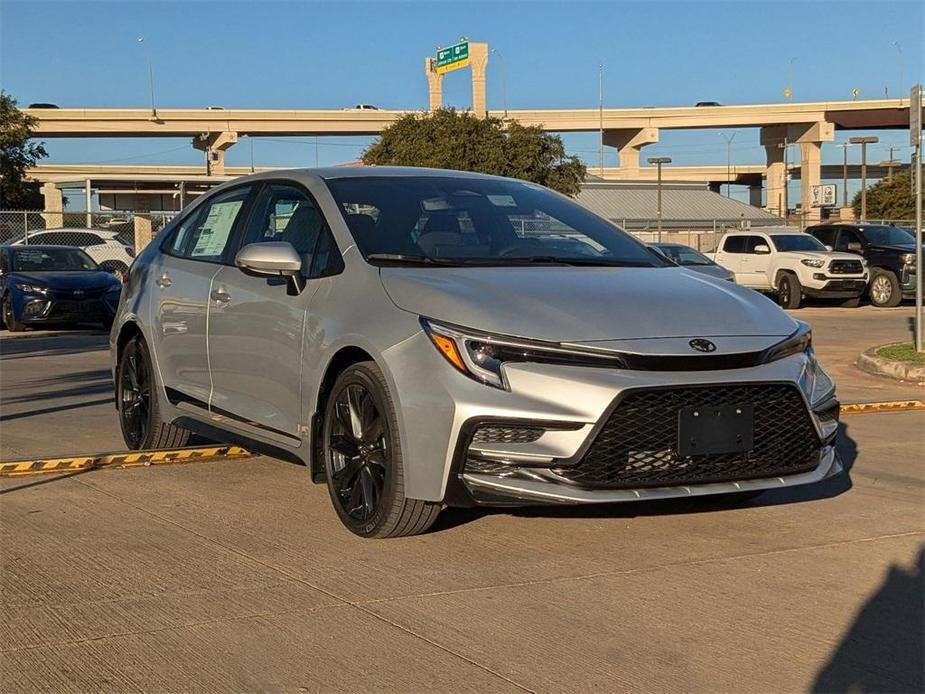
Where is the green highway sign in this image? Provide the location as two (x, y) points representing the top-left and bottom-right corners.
(435, 41), (469, 74)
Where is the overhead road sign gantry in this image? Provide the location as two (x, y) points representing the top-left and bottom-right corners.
(435, 41), (469, 74)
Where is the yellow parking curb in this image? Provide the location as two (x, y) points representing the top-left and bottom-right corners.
(840, 400), (925, 415)
(0, 445), (252, 477)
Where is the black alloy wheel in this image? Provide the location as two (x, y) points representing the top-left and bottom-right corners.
(119, 339), (152, 449)
(328, 383), (388, 523)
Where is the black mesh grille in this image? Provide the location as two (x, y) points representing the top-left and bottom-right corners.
(553, 383), (821, 489)
(465, 458), (518, 475)
(471, 426), (545, 444)
(829, 260), (863, 275)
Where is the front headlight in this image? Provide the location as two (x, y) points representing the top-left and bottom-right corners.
(14, 283), (49, 296)
(422, 318), (623, 390)
(764, 321), (812, 363)
(801, 258), (825, 268)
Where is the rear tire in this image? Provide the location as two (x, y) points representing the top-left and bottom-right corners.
(117, 336), (190, 450)
(2, 294), (25, 332)
(777, 273), (802, 309)
(868, 269), (902, 308)
(322, 361), (440, 538)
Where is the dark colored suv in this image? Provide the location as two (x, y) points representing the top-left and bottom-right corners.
(805, 224), (919, 307)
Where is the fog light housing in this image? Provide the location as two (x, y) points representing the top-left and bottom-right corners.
(22, 300), (47, 316)
(813, 273), (826, 280)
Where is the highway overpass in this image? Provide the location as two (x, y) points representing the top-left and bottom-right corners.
(23, 98), (918, 223)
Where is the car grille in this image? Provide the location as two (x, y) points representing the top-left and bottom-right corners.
(552, 383), (821, 489)
(829, 260), (863, 275)
(47, 299), (106, 318)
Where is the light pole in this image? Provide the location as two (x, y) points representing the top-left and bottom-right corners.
(137, 37), (157, 120)
(648, 156), (671, 241)
(491, 48), (508, 117)
(786, 57), (797, 101)
(778, 138), (793, 221)
(893, 41), (904, 104)
(598, 64), (604, 176)
(720, 131), (736, 198)
(850, 135), (879, 221)
(838, 142), (851, 208)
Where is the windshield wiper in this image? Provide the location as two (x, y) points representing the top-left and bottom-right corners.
(366, 253), (460, 266)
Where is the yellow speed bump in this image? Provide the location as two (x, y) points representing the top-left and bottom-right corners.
(840, 400), (925, 415)
(0, 445), (252, 477)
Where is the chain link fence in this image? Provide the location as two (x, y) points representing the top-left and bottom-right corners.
(0, 210), (177, 251)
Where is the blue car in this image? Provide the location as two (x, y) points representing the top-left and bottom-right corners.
(0, 245), (122, 332)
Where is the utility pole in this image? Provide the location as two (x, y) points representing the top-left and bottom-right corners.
(720, 131), (736, 198)
(137, 37), (157, 120)
(893, 42), (904, 105)
(838, 142), (850, 208)
(850, 135), (879, 221)
(598, 64), (604, 177)
(779, 138), (790, 222)
(491, 48), (508, 117)
(910, 84), (922, 352)
(648, 156), (671, 241)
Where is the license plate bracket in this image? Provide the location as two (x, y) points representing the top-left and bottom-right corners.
(677, 404), (754, 457)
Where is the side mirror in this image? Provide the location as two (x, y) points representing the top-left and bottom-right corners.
(235, 242), (302, 276)
(847, 241), (863, 252)
(825, 245), (833, 251)
(753, 244), (771, 254)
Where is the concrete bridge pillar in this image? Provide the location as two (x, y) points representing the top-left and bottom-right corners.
(425, 57), (443, 111)
(41, 182), (63, 228)
(133, 195), (153, 253)
(763, 141), (787, 218)
(800, 141), (823, 225)
(193, 131), (238, 176)
(469, 42), (489, 117)
(603, 128), (660, 175)
(749, 183), (763, 207)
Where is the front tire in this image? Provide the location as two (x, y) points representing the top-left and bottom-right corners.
(117, 336), (190, 450)
(2, 294), (25, 332)
(777, 273), (802, 309)
(322, 361), (440, 538)
(869, 269), (902, 308)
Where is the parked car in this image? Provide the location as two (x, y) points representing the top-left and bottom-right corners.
(112, 168), (842, 538)
(1, 246), (122, 332)
(713, 228), (867, 308)
(345, 104), (380, 110)
(6, 228), (135, 275)
(650, 242), (735, 281)
(695, 101), (722, 107)
(805, 223), (920, 307)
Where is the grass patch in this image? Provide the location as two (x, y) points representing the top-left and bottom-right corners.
(877, 343), (925, 365)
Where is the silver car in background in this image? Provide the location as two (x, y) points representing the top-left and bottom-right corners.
(650, 242), (735, 282)
(111, 167), (842, 538)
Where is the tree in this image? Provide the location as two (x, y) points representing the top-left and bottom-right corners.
(362, 108), (587, 196)
(852, 168), (916, 221)
(0, 91), (47, 209)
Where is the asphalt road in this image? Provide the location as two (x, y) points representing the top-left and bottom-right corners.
(1, 306), (923, 692)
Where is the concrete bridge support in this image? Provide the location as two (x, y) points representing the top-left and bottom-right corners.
(603, 128), (660, 175)
(41, 183), (63, 228)
(761, 122), (833, 223)
(193, 131), (238, 176)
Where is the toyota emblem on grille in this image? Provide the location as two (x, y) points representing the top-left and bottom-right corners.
(689, 338), (716, 353)
(73, 289), (85, 297)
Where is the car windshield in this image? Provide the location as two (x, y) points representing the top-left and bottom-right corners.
(325, 175), (667, 267)
(11, 247), (99, 272)
(770, 234), (826, 252)
(653, 244), (714, 266)
(861, 225), (914, 246)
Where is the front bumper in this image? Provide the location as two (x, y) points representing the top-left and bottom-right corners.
(803, 278), (867, 299)
(384, 331), (840, 505)
(16, 290), (119, 324)
(900, 266), (920, 298)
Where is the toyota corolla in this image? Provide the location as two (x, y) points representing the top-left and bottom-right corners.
(111, 168), (842, 538)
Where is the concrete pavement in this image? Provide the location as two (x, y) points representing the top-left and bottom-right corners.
(1, 307), (923, 692)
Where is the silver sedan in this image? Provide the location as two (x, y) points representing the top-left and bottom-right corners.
(111, 167), (842, 538)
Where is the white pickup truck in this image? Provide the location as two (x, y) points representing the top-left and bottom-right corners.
(713, 229), (868, 308)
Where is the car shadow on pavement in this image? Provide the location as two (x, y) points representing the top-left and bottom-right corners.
(433, 422), (857, 533)
(812, 546), (924, 693)
(0, 334), (110, 360)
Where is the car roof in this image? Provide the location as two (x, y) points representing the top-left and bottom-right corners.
(724, 227), (802, 235)
(245, 165), (517, 183)
(8, 244), (90, 251)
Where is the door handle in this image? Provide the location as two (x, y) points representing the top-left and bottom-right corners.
(210, 288), (232, 304)
(155, 272), (172, 288)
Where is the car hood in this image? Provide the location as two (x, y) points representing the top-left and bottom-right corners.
(380, 266), (797, 342)
(10, 271), (118, 289)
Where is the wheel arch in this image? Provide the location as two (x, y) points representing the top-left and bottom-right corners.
(774, 267), (797, 285)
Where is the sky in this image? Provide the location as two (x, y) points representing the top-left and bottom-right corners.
(1, 0), (923, 204)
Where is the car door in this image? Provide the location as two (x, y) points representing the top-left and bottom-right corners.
(714, 236), (744, 277)
(835, 228), (864, 255)
(149, 185), (254, 406)
(738, 235), (772, 287)
(207, 182), (341, 438)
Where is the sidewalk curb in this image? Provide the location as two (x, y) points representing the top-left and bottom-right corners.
(857, 344), (925, 383)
